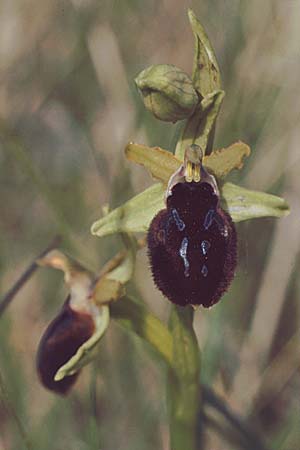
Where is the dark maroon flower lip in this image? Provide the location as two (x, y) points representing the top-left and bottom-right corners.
(147, 149), (237, 307)
(36, 296), (95, 395)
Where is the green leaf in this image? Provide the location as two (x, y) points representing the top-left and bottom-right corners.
(222, 182), (290, 222)
(188, 9), (221, 96)
(167, 306), (201, 450)
(54, 305), (110, 381)
(175, 90), (225, 160)
(125, 141), (250, 184)
(110, 295), (173, 366)
(91, 183), (165, 237)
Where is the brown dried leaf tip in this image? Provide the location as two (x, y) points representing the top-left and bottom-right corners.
(147, 145), (237, 307)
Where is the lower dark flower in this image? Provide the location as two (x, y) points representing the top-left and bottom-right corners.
(36, 296), (95, 395)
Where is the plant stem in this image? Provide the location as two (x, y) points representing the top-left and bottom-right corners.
(111, 299), (202, 448)
(168, 306), (201, 450)
(111, 296), (270, 450)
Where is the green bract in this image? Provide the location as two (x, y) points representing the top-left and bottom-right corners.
(175, 89), (225, 160)
(188, 9), (221, 96)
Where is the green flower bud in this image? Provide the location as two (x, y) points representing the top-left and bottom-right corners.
(135, 64), (199, 123)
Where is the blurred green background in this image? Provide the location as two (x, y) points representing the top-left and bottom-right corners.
(0, 1), (299, 449)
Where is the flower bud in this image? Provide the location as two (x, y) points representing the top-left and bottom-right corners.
(135, 64), (199, 123)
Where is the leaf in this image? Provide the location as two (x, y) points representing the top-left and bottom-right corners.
(110, 295), (173, 366)
(125, 141), (250, 184)
(188, 9), (221, 96)
(175, 90), (225, 160)
(91, 183), (165, 237)
(222, 182), (290, 222)
(54, 305), (110, 380)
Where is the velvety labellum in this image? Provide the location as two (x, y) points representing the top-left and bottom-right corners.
(36, 297), (95, 394)
(147, 181), (237, 307)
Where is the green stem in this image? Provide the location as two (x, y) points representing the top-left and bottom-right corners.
(169, 11), (224, 449)
(111, 296), (270, 450)
(111, 299), (202, 448)
(168, 306), (201, 450)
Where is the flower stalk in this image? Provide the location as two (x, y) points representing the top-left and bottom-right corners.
(168, 306), (201, 450)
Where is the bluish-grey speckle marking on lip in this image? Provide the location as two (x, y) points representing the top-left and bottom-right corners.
(179, 237), (189, 277)
(172, 208), (185, 231)
(204, 209), (215, 230)
(201, 240), (211, 255)
(213, 213), (229, 237)
(201, 265), (208, 277)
